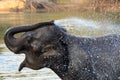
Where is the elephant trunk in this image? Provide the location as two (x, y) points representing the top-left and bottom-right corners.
(4, 21), (54, 53)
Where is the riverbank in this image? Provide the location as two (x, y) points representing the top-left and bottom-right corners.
(0, 0), (120, 12)
(0, 0), (24, 12)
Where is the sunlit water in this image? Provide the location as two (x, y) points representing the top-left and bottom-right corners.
(0, 12), (120, 80)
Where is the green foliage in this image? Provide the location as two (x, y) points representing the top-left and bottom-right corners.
(56, 0), (71, 3)
(0, 25), (10, 43)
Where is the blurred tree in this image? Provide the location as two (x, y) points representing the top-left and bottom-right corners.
(24, 0), (62, 12)
(21, 0), (119, 12)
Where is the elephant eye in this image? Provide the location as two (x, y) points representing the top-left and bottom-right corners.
(26, 36), (32, 43)
(42, 45), (54, 53)
(42, 47), (50, 53)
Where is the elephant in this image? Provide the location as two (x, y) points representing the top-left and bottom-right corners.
(4, 20), (120, 80)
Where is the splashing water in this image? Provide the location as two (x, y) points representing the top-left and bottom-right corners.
(54, 18), (120, 37)
(55, 17), (100, 28)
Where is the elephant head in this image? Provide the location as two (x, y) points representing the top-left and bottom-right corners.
(4, 21), (68, 71)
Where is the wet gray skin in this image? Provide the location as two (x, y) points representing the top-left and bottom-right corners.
(4, 21), (120, 80)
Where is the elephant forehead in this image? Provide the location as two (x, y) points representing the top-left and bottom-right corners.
(35, 32), (53, 38)
(22, 26), (56, 41)
(34, 29), (55, 40)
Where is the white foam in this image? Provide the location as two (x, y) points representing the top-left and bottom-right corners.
(54, 17), (100, 29)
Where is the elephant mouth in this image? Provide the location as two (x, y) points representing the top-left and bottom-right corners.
(18, 52), (44, 71)
(18, 60), (44, 71)
(14, 49), (23, 54)
(15, 46), (28, 54)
